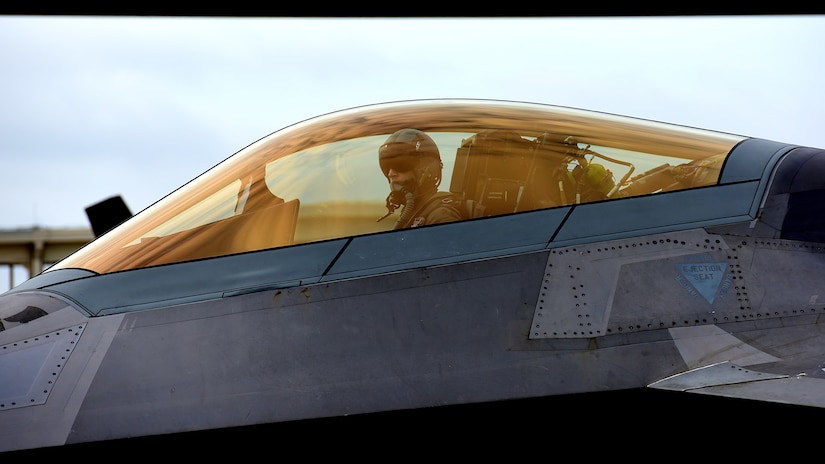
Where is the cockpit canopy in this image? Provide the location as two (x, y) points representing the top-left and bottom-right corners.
(51, 99), (743, 275)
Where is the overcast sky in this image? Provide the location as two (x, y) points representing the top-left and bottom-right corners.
(2, 15), (823, 231)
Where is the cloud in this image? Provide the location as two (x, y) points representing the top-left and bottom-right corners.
(0, 15), (823, 231)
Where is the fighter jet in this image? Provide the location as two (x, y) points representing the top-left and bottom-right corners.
(2, 98), (825, 453)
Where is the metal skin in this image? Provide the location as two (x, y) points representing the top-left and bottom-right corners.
(2, 100), (825, 453)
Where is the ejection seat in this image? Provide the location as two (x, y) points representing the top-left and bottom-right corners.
(449, 130), (575, 218)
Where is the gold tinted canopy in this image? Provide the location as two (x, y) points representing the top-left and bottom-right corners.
(52, 99), (744, 274)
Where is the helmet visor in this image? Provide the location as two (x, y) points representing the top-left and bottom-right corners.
(379, 154), (418, 177)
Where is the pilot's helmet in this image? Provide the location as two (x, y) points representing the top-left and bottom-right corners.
(378, 129), (442, 189)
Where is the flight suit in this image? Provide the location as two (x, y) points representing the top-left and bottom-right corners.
(395, 191), (464, 229)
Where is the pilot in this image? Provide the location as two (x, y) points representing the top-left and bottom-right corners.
(377, 128), (464, 229)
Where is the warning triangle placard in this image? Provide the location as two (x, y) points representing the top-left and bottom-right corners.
(674, 262), (728, 305)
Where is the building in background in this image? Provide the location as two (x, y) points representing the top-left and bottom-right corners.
(0, 227), (93, 291)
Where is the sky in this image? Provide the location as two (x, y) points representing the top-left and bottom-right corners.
(2, 14), (824, 230)
(1, 14), (824, 286)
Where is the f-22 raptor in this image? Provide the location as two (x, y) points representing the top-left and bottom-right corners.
(2, 99), (825, 453)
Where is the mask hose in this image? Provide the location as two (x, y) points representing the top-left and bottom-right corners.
(392, 190), (416, 230)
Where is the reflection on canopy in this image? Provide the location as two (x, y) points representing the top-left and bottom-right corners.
(51, 100), (743, 275)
